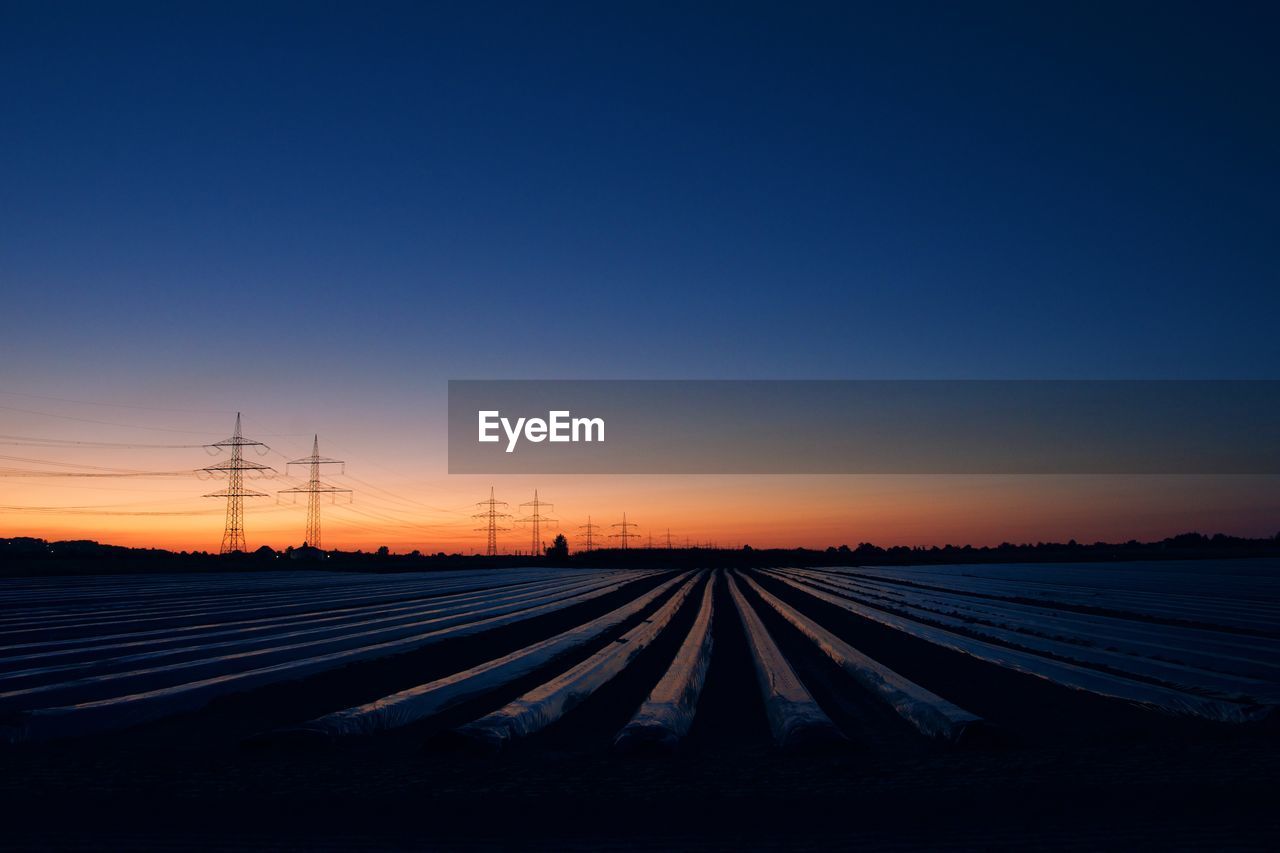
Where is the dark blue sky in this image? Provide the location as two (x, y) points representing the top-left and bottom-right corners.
(3, 1), (1277, 398)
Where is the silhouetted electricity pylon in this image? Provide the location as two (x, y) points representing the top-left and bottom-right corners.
(578, 516), (602, 552)
(611, 512), (638, 550)
(473, 486), (510, 556)
(277, 435), (350, 549)
(666, 529), (673, 549)
(516, 490), (555, 557)
(203, 413), (274, 554)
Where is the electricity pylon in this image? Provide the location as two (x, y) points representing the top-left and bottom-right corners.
(610, 512), (638, 550)
(203, 413), (274, 554)
(516, 490), (555, 557)
(473, 486), (510, 556)
(277, 435), (350, 549)
(578, 516), (602, 552)
(666, 529), (673, 549)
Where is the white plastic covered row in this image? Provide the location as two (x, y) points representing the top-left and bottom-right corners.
(0, 570), (583, 659)
(0, 566), (575, 606)
(740, 571), (982, 742)
(837, 564), (1280, 634)
(292, 571), (690, 738)
(796, 569), (1280, 680)
(780, 569), (1280, 704)
(451, 571), (703, 752)
(852, 560), (1280, 601)
(727, 572), (844, 748)
(0, 572), (631, 706)
(0, 569), (576, 637)
(0, 573), (622, 690)
(765, 569), (1270, 723)
(1, 570), (663, 743)
(614, 570), (717, 752)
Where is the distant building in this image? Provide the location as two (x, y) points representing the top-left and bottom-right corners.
(289, 543), (325, 561)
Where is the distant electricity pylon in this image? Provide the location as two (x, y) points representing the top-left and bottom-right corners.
(516, 490), (555, 557)
(611, 512), (638, 550)
(277, 435), (350, 549)
(473, 486), (510, 556)
(666, 528), (673, 549)
(578, 516), (602, 552)
(203, 413), (274, 554)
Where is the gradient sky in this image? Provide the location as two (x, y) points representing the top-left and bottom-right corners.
(2, 2), (1277, 552)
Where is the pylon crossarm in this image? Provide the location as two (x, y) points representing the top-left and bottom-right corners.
(286, 457), (345, 468)
(204, 488), (270, 498)
(205, 437), (269, 449)
(278, 486), (352, 494)
(202, 460), (274, 473)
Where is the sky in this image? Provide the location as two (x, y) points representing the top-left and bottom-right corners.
(1, 2), (1277, 552)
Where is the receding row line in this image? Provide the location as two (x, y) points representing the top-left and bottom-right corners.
(1, 570), (667, 744)
(0, 573), (625, 689)
(764, 569), (1271, 723)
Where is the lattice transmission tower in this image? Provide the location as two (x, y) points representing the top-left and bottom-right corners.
(473, 486), (511, 556)
(578, 516), (602, 552)
(277, 435), (350, 549)
(203, 413), (274, 554)
(610, 512), (638, 550)
(517, 490), (556, 557)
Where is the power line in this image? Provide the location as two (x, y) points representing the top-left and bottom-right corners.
(314, 438), (481, 514)
(610, 512), (638, 550)
(202, 413), (274, 554)
(0, 467), (198, 478)
(1, 478), (207, 495)
(0, 493), (208, 510)
(331, 504), (442, 533)
(0, 434), (210, 449)
(334, 472), (474, 516)
(472, 486), (510, 557)
(0, 504), (223, 516)
(256, 432), (473, 519)
(0, 403), (223, 435)
(0, 454), (194, 473)
(516, 490), (555, 558)
(0, 389), (233, 414)
(277, 435), (350, 549)
(578, 516), (602, 552)
(0, 403), (306, 437)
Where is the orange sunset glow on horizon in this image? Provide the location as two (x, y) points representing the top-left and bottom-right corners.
(4, 394), (1278, 555)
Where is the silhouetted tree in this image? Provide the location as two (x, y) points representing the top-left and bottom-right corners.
(546, 534), (569, 561)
